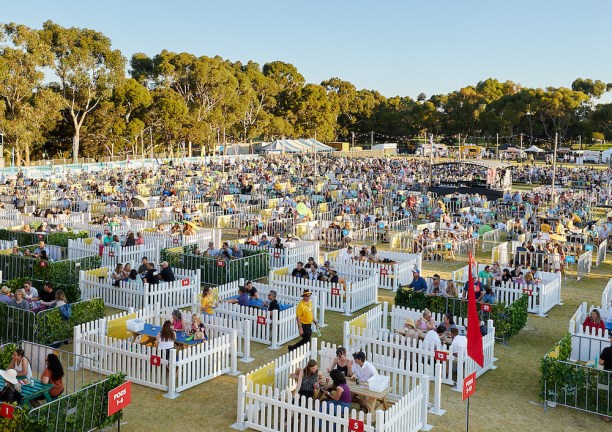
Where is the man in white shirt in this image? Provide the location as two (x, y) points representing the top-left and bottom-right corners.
(23, 281), (39, 301)
(449, 328), (467, 355)
(92, 233), (102, 247)
(423, 325), (445, 351)
(351, 351), (379, 412)
(340, 245), (354, 261)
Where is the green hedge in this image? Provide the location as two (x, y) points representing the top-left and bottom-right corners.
(394, 289), (529, 340)
(0, 229), (88, 248)
(0, 343), (17, 368)
(0, 254), (101, 302)
(0, 298), (105, 346)
(540, 333), (611, 416)
(162, 246), (270, 285)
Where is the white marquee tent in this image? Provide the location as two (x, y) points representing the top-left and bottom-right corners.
(524, 145), (545, 153)
(258, 139), (335, 154)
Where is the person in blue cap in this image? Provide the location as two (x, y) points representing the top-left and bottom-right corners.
(406, 269), (427, 293)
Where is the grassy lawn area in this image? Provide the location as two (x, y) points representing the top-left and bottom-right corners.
(107, 245), (612, 432)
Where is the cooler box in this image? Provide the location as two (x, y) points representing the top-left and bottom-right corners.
(126, 318), (145, 332)
(368, 375), (390, 392)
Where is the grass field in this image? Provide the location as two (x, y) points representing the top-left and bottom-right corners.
(105, 246), (612, 432)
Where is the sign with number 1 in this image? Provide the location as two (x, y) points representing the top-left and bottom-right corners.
(0, 403), (14, 419)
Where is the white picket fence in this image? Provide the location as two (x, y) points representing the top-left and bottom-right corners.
(602, 278), (612, 309)
(324, 249), (421, 291)
(198, 280), (306, 349)
(451, 263), (562, 316)
(480, 228), (503, 251)
(576, 250), (592, 281)
(70, 220), (153, 237)
(79, 268), (200, 310)
(240, 240), (320, 269)
(269, 265), (378, 315)
(0, 240), (17, 250)
(141, 228), (221, 250)
(568, 301), (611, 362)
(68, 238), (161, 267)
(595, 239), (608, 267)
(73, 303), (238, 397)
(343, 303), (496, 389)
(233, 339), (434, 432)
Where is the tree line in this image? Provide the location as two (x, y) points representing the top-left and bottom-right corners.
(1, 20), (611, 165)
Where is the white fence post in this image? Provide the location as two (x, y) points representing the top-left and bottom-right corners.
(164, 348), (179, 399)
(233, 375), (247, 430)
(230, 331), (239, 375)
(241, 322), (253, 363)
(429, 363), (446, 416)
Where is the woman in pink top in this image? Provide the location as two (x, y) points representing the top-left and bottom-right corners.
(135, 232), (145, 245)
(171, 310), (187, 332)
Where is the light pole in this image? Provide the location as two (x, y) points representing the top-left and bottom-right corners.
(551, 133), (558, 203)
(525, 111), (533, 145)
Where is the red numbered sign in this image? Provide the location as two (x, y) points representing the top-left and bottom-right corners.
(39, 261), (47, 268)
(481, 303), (492, 312)
(434, 350), (448, 361)
(273, 251), (281, 258)
(38, 234), (44, 240)
(348, 418), (364, 432)
(462, 372), (477, 401)
(107, 381), (132, 416)
(109, 250), (115, 257)
(216, 260), (225, 267)
(380, 268), (388, 276)
(150, 355), (161, 367)
(173, 238), (179, 245)
(257, 315), (267, 325)
(522, 288), (533, 296)
(0, 403), (14, 419)
(331, 287), (340, 296)
(181, 278), (190, 286)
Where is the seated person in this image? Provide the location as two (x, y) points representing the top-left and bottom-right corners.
(264, 290), (280, 313)
(39, 354), (65, 400)
(291, 262), (308, 279)
(244, 280), (259, 299)
(326, 346), (353, 377)
(258, 235), (270, 247)
(415, 308), (436, 331)
(350, 351), (378, 412)
(423, 324), (446, 351)
(328, 268), (340, 284)
(224, 286), (250, 306)
(320, 369), (352, 413)
(0, 369), (22, 404)
(170, 309), (187, 332)
(480, 287), (496, 304)
(582, 309), (606, 333)
(294, 359), (324, 399)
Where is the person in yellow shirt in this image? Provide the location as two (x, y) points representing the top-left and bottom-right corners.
(288, 289), (318, 352)
(200, 287), (215, 315)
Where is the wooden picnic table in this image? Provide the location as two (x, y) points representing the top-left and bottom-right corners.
(346, 378), (391, 413)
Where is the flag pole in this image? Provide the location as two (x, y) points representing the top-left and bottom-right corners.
(466, 397), (470, 432)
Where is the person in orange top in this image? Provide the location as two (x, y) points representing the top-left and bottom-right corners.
(582, 309), (606, 334)
(41, 353), (64, 398)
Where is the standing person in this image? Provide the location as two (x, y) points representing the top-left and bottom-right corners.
(406, 269), (427, 293)
(200, 287), (215, 316)
(288, 289), (318, 352)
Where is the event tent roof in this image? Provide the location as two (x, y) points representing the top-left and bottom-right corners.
(524, 145), (545, 153)
(259, 139), (335, 153)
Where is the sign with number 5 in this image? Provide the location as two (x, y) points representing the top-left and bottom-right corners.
(348, 418), (364, 432)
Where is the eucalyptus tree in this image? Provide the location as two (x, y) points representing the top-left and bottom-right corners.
(40, 20), (126, 162)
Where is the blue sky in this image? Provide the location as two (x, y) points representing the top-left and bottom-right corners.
(3, 1), (611, 99)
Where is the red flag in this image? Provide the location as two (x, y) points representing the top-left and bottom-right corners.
(466, 252), (484, 367)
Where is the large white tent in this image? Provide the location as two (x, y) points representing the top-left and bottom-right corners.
(524, 145), (545, 153)
(259, 139), (335, 154)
